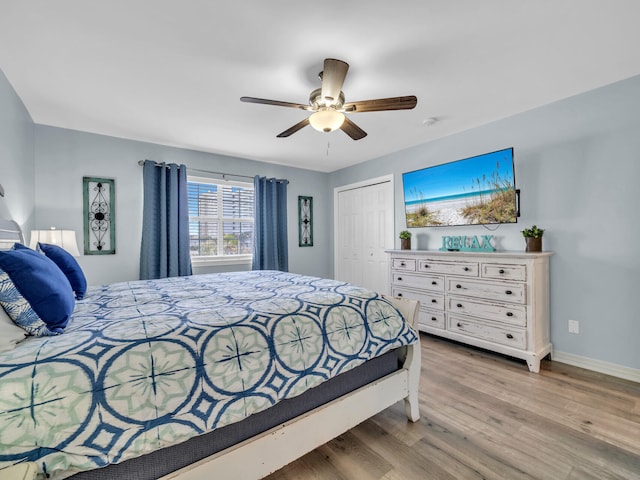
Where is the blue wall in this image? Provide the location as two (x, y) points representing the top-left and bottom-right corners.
(329, 75), (640, 372)
(0, 69), (35, 232)
(33, 126), (330, 285)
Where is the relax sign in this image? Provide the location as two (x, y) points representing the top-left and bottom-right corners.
(439, 235), (495, 252)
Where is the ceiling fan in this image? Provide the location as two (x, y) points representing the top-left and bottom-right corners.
(240, 58), (417, 140)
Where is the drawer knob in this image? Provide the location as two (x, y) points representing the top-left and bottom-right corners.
(506, 333), (514, 339)
(397, 277), (403, 281)
(506, 312), (514, 317)
(431, 299), (437, 303)
(456, 303), (463, 308)
(456, 284), (462, 289)
(400, 262), (406, 267)
(457, 322), (462, 327)
(397, 293), (403, 297)
(423, 264), (430, 269)
(505, 290), (513, 295)
(431, 317), (437, 322)
(499, 269), (505, 274)
(432, 281), (437, 285)
(464, 267), (469, 271)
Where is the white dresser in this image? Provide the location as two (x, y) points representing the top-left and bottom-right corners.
(387, 249), (552, 372)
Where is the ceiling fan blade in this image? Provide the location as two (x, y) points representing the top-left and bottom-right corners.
(276, 118), (310, 138)
(340, 117), (367, 140)
(240, 96), (311, 110)
(343, 95), (417, 113)
(320, 58), (349, 106)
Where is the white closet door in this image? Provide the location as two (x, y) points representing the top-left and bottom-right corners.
(335, 177), (394, 294)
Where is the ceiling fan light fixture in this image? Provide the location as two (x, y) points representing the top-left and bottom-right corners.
(309, 108), (345, 133)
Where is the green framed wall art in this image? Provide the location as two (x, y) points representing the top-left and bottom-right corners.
(83, 177), (116, 254)
(298, 195), (313, 247)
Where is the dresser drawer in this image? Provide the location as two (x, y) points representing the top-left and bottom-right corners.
(447, 296), (527, 327)
(418, 260), (478, 276)
(446, 278), (526, 304)
(448, 314), (526, 349)
(392, 272), (444, 292)
(391, 286), (445, 311)
(481, 263), (526, 282)
(418, 309), (445, 330)
(392, 258), (416, 271)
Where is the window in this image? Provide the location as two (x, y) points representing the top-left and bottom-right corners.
(188, 177), (254, 263)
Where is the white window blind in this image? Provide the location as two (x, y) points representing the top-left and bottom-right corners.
(188, 178), (254, 259)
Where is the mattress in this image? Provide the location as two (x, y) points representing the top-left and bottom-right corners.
(69, 349), (400, 479)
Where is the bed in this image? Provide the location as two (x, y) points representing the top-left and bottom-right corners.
(0, 220), (421, 480)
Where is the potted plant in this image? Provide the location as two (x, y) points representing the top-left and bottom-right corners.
(399, 230), (412, 250)
(521, 225), (544, 252)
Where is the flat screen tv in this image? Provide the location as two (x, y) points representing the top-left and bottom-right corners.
(402, 147), (518, 227)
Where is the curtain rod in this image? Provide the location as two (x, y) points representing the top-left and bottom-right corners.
(138, 160), (254, 180)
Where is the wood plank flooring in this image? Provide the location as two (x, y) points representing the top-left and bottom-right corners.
(264, 334), (640, 480)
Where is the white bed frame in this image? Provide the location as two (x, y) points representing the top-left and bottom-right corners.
(0, 219), (23, 250)
(162, 296), (421, 480)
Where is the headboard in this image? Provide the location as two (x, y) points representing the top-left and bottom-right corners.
(0, 219), (24, 249)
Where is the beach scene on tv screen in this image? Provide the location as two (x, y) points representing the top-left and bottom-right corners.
(403, 149), (516, 227)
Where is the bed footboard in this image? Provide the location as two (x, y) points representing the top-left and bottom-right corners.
(385, 296), (421, 422)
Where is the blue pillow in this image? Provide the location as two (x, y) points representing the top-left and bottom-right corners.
(0, 247), (75, 336)
(38, 242), (87, 300)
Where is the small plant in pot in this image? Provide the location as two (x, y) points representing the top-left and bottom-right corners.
(521, 225), (544, 252)
(399, 230), (412, 250)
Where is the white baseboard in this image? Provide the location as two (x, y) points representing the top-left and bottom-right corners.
(553, 351), (640, 383)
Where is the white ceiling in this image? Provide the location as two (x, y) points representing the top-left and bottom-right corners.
(1, 1), (640, 173)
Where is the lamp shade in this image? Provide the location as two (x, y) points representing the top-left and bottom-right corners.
(308, 108), (345, 133)
(30, 228), (81, 257)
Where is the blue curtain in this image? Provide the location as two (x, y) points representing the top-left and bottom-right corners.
(140, 160), (192, 279)
(252, 176), (289, 272)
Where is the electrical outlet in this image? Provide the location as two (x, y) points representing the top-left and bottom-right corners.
(568, 319), (580, 334)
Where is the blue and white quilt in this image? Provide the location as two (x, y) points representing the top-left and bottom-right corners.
(0, 270), (417, 479)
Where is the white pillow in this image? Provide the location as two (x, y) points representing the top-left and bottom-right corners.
(0, 306), (28, 353)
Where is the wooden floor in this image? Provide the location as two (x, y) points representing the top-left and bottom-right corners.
(265, 334), (640, 480)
